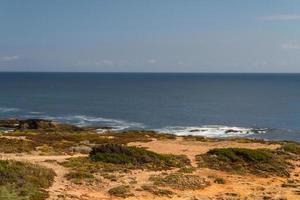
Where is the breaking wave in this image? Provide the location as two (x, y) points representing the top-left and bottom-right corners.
(21, 114), (145, 132)
(0, 107), (20, 113)
(156, 125), (268, 137)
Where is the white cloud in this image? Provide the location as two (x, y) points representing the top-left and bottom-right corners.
(257, 14), (300, 21)
(0, 55), (19, 61)
(281, 42), (300, 50)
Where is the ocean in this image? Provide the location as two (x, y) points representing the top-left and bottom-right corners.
(1, 72), (300, 142)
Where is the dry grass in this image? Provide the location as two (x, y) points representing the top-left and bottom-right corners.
(149, 173), (210, 190)
(108, 185), (133, 198)
(0, 159), (55, 200)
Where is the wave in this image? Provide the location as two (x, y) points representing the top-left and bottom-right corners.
(155, 125), (268, 137)
(1, 108), (268, 137)
(28, 111), (44, 114)
(0, 107), (20, 113)
(21, 114), (145, 132)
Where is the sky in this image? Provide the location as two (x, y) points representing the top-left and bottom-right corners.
(0, 0), (300, 73)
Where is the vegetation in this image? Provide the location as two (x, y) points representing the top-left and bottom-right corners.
(61, 156), (129, 174)
(281, 142), (300, 155)
(0, 160), (55, 200)
(182, 135), (276, 145)
(108, 185), (133, 198)
(196, 148), (290, 177)
(177, 166), (196, 174)
(214, 177), (226, 184)
(89, 143), (190, 170)
(102, 130), (176, 144)
(141, 185), (174, 197)
(101, 173), (117, 181)
(149, 173), (210, 190)
(2, 129), (176, 155)
(64, 171), (94, 184)
(0, 138), (39, 153)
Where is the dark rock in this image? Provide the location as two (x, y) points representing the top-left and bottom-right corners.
(225, 129), (239, 133)
(0, 118), (19, 128)
(18, 119), (57, 130)
(0, 118), (84, 131)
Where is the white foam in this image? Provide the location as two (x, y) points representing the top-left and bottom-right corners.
(0, 107), (20, 113)
(28, 111), (44, 114)
(156, 125), (267, 138)
(21, 114), (145, 132)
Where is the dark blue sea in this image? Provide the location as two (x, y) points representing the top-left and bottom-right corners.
(1, 72), (300, 142)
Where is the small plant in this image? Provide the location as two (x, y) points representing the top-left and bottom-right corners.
(177, 166), (196, 173)
(214, 177), (226, 184)
(108, 185), (133, 198)
(149, 173), (210, 190)
(65, 171), (94, 184)
(101, 173), (117, 181)
(281, 142), (300, 155)
(141, 184), (174, 197)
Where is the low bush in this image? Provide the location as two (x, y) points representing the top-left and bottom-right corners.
(177, 166), (196, 173)
(65, 171), (94, 184)
(0, 138), (39, 153)
(108, 185), (133, 198)
(196, 148), (290, 177)
(214, 177), (226, 184)
(149, 173), (210, 190)
(89, 143), (190, 170)
(281, 142), (300, 155)
(0, 159), (55, 200)
(141, 184), (174, 197)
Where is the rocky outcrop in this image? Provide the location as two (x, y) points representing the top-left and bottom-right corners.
(18, 119), (58, 130)
(0, 119), (19, 128)
(0, 119), (83, 131)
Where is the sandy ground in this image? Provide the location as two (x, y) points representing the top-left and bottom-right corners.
(1, 137), (300, 200)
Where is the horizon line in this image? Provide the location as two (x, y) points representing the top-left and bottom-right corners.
(1, 71), (300, 74)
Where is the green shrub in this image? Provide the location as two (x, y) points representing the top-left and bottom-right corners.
(0, 138), (38, 153)
(281, 142), (300, 155)
(177, 167), (196, 174)
(0, 186), (26, 200)
(108, 185), (133, 198)
(196, 148), (290, 177)
(65, 171), (94, 184)
(0, 160), (55, 200)
(214, 177), (226, 184)
(89, 143), (190, 170)
(141, 184), (174, 197)
(61, 156), (129, 174)
(149, 173), (210, 190)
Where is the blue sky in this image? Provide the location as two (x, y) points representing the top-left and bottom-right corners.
(1, 0), (300, 72)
